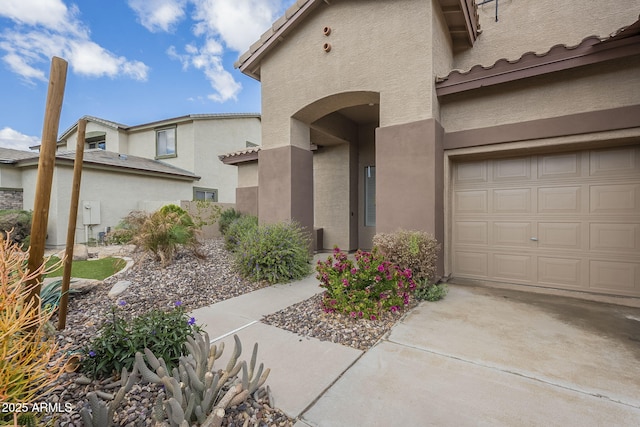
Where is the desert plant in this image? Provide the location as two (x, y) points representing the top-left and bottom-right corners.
(224, 214), (258, 252)
(0, 209), (32, 247)
(81, 301), (202, 379)
(0, 235), (68, 422)
(135, 332), (270, 426)
(316, 247), (416, 319)
(79, 366), (140, 427)
(218, 208), (242, 236)
(234, 221), (311, 284)
(373, 229), (440, 282)
(414, 281), (449, 302)
(106, 210), (148, 245)
(39, 279), (81, 312)
(131, 206), (201, 267)
(187, 200), (223, 229)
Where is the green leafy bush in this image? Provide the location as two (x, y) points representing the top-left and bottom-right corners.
(0, 209), (32, 247)
(373, 229), (440, 282)
(218, 207), (242, 236)
(131, 206), (201, 266)
(234, 221), (311, 284)
(82, 301), (201, 379)
(316, 248), (416, 320)
(224, 214), (258, 251)
(414, 282), (449, 302)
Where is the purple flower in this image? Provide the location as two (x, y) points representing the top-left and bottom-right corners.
(350, 268), (357, 275)
(350, 311), (357, 318)
(342, 278), (349, 287)
(377, 264), (385, 272)
(374, 275), (381, 282)
(88, 350), (96, 357)
(174, 301), (183, 307)
(370, 315), (377, 321)
(188, 317), (196, 326)
(390, 306), (399, 313)
(117, 300), (126, 306)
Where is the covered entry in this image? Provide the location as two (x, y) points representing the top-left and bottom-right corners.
(451, 144), (640, 297)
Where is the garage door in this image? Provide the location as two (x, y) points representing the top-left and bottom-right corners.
(451, 145), (640, 297)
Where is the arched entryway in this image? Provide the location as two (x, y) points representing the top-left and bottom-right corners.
(292, 91), (380, 251)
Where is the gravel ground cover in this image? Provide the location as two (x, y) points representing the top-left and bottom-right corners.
(37, 239), (417, 426)
(41, 239), (291, 426)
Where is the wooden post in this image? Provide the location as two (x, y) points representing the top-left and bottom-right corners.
(58, 119), (85, 330)
(26, 57), (68, 305)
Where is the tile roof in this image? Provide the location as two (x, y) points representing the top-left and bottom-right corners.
(218, 146), (261, 165)
(436, 16), (640, 96)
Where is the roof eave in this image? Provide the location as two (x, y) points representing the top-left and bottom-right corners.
(236, 0), (324, 80)
(436, 23), (640, 96)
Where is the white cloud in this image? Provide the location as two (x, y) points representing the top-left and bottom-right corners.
(162, 0), (287, 103)
(191, 0), (283, 53)
(0, 127), (40, 151)
(0, 0), (149, 82)
(128, 0), (187, 33)
(168, 39), (241, 102)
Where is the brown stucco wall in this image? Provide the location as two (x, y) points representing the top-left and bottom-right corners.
(236, 186), (258, 217)
(258, 145), (314, 234)
(376, 119), (445, 274)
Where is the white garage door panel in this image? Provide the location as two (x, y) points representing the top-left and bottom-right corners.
(452, 145), (640, 297)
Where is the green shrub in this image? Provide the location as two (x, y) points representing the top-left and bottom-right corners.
(81, 301), (201, 379)
(225, 214), (258, 251)
(0, 210), (32, 247)
(218, 207), (242, 236)
(316, 247), (416, 319)
(414, 282), (448, 302)
(234, 221), (311, 284)
(131, 207), (201, 266)
(373, 229), (440, 282)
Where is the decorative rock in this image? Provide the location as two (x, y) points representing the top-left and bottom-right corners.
(108, 280), (131, 298)
(72, 244), (89, 261)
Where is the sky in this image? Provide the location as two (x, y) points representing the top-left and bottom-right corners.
(0, 0), (297, 151)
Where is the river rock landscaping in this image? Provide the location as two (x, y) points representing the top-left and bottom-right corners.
(40, 238), (416, 426)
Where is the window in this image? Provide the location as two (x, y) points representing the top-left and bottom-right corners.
(364, 166), (376, 227)
(156, 127), (176, 158)
(88, 141), (106, 150)
(86, 135), (106, 150)
(194, 187), (218, 202)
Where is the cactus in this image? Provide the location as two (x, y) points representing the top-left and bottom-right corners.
(80, 365), (139, 426)
(134, 331), (270, 427)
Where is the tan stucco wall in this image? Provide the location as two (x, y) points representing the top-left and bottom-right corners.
(357, 124), (376, 250)
(0, 166), (22, 188)
(260, 0), (435, 150)
(313, 142), (351, 251)
(61, 123), (127, 152)
(453, 0), (639, 72)
(44, 166), (193, 247)
(441, 57), (640, 133)
(431, 1), (454, 122)
(237, 161), (259, 188)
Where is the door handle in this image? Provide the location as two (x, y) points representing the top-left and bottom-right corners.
(530, 237), (538, 241)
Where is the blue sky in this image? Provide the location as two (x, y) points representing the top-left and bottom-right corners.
(0, 0), (296, 151)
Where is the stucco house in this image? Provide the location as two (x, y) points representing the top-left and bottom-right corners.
(55, 113), (261, 203)
(0, 147), (199, 247)
(0, 113), (260, 247)
(222, 1), (640, 298)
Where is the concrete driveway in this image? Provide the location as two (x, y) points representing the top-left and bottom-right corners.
(299, 285), (640, 426)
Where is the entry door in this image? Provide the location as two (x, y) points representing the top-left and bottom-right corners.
(451, 145), (640, 297)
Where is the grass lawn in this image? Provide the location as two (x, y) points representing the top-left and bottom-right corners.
(45, 256), (127, 280)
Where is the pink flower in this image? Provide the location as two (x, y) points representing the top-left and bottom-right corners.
(374, 275), (381, 282)
(390, 306), (399, 313)
(342, 278), (349, 287)
(358, 311), (364, 318)
(370, 315), (377, 320)
(404, 269), (412, 278)
(351, 268), (357, 274)
(377, 264), (385, 272)
(350, 311), (357, 318)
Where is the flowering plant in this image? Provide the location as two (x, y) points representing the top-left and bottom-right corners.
(81, 301), (201, 378)
(316, 247), (416, 319)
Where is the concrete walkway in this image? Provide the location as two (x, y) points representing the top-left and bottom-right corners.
(190, 275), (640, 426)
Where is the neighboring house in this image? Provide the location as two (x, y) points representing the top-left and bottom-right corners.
(0, 147), (199, 247)
(54, 113), (261, 203)
(223, 1), (640, 298)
